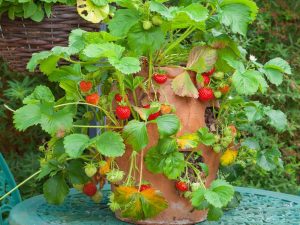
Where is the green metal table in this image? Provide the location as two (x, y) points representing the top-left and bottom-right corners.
(9, 186), (300, 225)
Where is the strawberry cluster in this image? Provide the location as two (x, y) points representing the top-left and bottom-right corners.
(197, 67), (231, 102)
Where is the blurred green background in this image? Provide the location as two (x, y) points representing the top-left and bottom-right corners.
(1, 0), (299, 199)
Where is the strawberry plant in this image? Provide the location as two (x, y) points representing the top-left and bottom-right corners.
(5, 0), (292, 223)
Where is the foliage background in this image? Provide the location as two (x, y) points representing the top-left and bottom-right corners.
(0, 0), (299, 198)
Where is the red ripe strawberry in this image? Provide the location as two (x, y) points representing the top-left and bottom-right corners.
(153, 73), (168, 84)
(198, 87), (215, 101)
(202, 75), (210, 85)
(140, 184), (151, 192)
(202, 67), (215, 76)
(115, 93), (123, 102)
(79, 81), (93, 92)
(143, 104), (161, 120)
(86, 93), (99, 105)
(175, 181), (188, 192)
(219, 85), (230, 94)
(116, 105), (131, 120)
(83, 182), (97, 197)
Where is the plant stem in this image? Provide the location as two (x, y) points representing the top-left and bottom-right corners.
(0, 170), (41, 201)
(3, 104), (15, 112)
(138, 149), (144, 191)
(54, 102), (119, 126)
(147, 53), (153, 92)
(158, 26), (196, 63)
(73, 125), (123, 129)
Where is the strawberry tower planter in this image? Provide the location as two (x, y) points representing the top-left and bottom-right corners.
(8, 0), (291, 224)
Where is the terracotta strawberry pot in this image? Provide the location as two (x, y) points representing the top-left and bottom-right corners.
(112, 67), (220, 225)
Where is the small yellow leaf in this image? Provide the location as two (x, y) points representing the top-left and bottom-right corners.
(177, 133), (200, 149)
(77, 0), (109, 23)
(114, 186), (168, 220)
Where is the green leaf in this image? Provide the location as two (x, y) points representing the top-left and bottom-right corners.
(68, 29), (86, 53)
(145, 146), (165, 173)
(23, 2), (37, 18)
(67, 160), (89, 184)
(257, 148), (282, 171)
(124, 75), (144, 91)
(123, 120), (148, 151)
(59, 80), (81, 101)
(128, 24), (165, 55)
(49, 65), (82, 82)
(39, 55), (60, 75)
(220, 0), (258, 20)
(210, 180), (235, 206)
(43, 174), (69, 205)
(77, 0), (109, 23)
(13, 104), (41, 131)
(171, 71), (199, 98)
(163, 151), (185, 179)
(91, 0), (108, 6)
(157, 137), (178, 154)
(219, 2), (254, 36)
(191, 188), (206, 207)
(27, 51), (52, 72)
(232, 70), (261, 95)
(23, 85), (55, 104)
(40, 107), (73, 135)
(63, 134), (90, 158)
(109, 57), (141, 74)
(94, 131), (125, 157)
(155, 114), (180, 137)
(244, 102), (263, 122)
(150, 1), (173, 20)
(187, 46), (217, 74)
(108, 9), (140, 37)
(145, 147), (164, 174)
(263, 68), (283, 86)
(197, 127), (215, 146)
(175, 3), (208, 22)
(241, 138), (260, 150)
(264, 57), (291, 75)
(264, 108), (287, 132)
(207, 206), (223, 221)
(30, 6), (44, 22)
(204, 190), (223, 208)
(83, 43), (125, 59)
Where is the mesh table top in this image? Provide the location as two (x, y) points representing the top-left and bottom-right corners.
(9, 186), (300, 225)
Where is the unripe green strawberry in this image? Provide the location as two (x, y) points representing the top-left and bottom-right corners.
(191, 182), (201, 192)
(91, 191), (103, 203)
(143, 20), (153, 30)
(184, 191), (192, 198)
(152, 15), (163, 25)
(85, 163), (97, 177)
(221, 136), (233, 148)
(106, 169), (124, 183)
(214, 72), (224, 80)
(214, 135), (221, 142)
(213, 144), (222, 153)
(73, 184), (84, 192)
(214, 91), (222, 98)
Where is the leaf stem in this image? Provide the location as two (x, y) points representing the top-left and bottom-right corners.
(158, 26), (196, 63)
(54, 102), (119, 126)
(0, 170), (41, 201)
(138, 149), (144, 191)
(73, 125), (123, 129)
